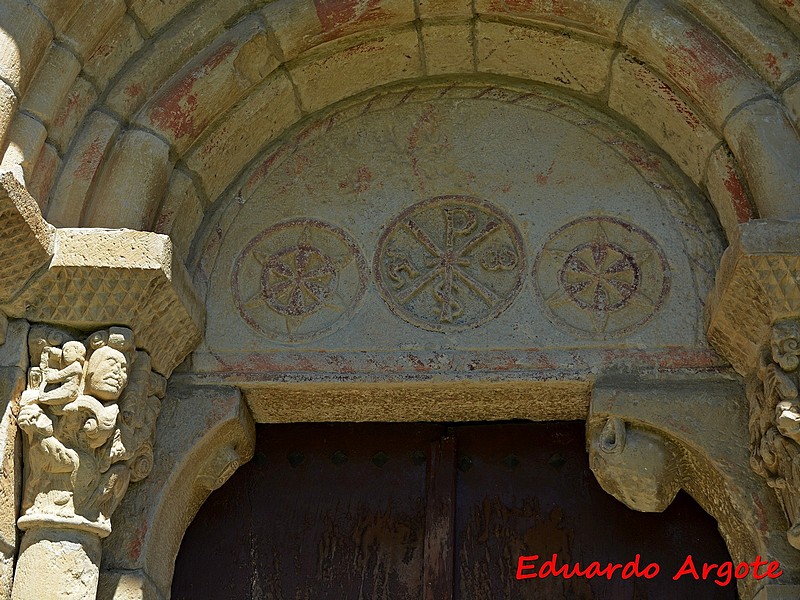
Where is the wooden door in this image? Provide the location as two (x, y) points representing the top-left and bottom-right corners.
(171, 422), (735, 599)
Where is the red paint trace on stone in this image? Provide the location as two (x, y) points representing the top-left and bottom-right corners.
(667, 27), (738, 93)
(148, 40), (237, 141)
(536, 159), (556, 185)
(314, 0), (385, 39)
(73, 137), (106, 181)
(765, 53), (782, 80)
(723, 163), (755, 223)
(129, 523), (147, 561)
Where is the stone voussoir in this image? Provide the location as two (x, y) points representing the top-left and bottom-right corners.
(0, 0), (52, 96)
(135, 16), (279, 155)
(18, 43), (80, 129)
(622, 0), (769, 131)
(724, 98), (800, 221)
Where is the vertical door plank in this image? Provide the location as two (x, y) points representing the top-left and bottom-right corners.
(423, 435), (457, 600)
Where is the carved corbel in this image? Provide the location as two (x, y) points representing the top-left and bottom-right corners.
(706, 219), (800, 551)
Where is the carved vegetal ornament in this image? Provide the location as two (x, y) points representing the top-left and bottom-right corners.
(748, 318), (800, 550)
(17, 325), (164, 536)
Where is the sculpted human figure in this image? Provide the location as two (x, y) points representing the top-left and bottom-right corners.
(38, 341), (86, 410)
(748, 318), (800, 548)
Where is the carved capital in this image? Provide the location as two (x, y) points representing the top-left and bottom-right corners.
(706, 219), (800, 376)
(0, 174), (204, 377)
(17, 325), (164, 538)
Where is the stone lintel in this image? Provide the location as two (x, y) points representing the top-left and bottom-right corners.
(706, 219), (800, 376)
(0, 177), (204, 377)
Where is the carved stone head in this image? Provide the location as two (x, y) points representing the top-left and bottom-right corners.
(85, 327), (133, 401)
(589, 417), (681, 513)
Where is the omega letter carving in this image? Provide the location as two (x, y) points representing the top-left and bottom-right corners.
(748, 318), (800, 550)
(17, 325), (164, 536)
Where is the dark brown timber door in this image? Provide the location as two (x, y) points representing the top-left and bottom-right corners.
(172, 422), (735, 599)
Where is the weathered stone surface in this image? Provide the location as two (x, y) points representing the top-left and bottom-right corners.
(0, 321), (27, 600)
(128, 0), (196, 36)
(421, 21), (474, 75)
(153, 170), (204, 263)
(1, 111), (46, 183)
(11, 528), (102, 600)
(684, 0), (800, 88)
(3, 228), (204, 377)
(184, 69), (301, 202)
(48, 76), (98, 154)
(475, 20), (612, 95)
(785, 80), (800, 129)
(60, 0), (126, 60)
(96, 570), (163, 600)
(196, 82), (723, 384)
(704, 145), (756, 241)
(0, 173), (55, 304)
(83, 129), (172, 230)
(100, 384), (254, 599)
(0, 0), (52, 95)
(28, 0), (82, 32)
(105, 0), (250, 119)
(27, 142), (60, 211)
(83, 16), (144, 93)
(589, 373), (800, 599)
(0, 81), (17, 154)
(262, 0), (416, 61)
(289, 28), (423, 113)
(724, 99), (800, 221)
(754, 585), (800, 600)
(47, 111), (120, 227)
(622, 0), (768, 130)
(135, 17), (278, 155)
(417, 0), (472, 19)
(608, 53), (720, 185)
(19, 44), (80, 128)
(474, 0), (628, 40)
(706, 219), (800, 376)
(761, 0), (800, 39)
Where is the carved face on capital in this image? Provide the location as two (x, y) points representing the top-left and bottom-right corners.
(85, 346), (129, 401)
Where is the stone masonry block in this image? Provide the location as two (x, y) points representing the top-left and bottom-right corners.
(83, 16), (145, 92)
(0, 0), (52, 95)
(704, 145), (756, 241)
(782, 80), (800, 131)
(128, 0), (196, 36)
(724, 99), (800, 221)
(262, 0), (416, 61)
(0, 173), (55, 304)
(421, 21), (474, 75)
(20, 44), (81, 128)
(290, 27), (423, 113)
(417, 0), (472, 20)
(684, 0), (800, 88)
(47, 110), (120, 227)
(105, 0), (249, 119)
(101, 384), (253, 596)
(706, 219), (800, 375)
(622, 0), (768, 130)
(474, 0), (628, 41)
(27, 142), (60, 211)
(184, 69), (301, 202)
(0, 81), (17, 153)
(476, 20), (612, 96)
(48, 76), (98, 152)
(136, 17), (279, 155)
(154, 170), (204, 262)
(608, 53), (720, 185)
(28, 0), (82, 32)
(60, 0), (126, 60)
(3, 228), (205, 377)
(1, 112), (46, 184)
(84, 128), (172, 229)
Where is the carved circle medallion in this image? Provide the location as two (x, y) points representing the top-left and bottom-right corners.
(533, 216), (670, 338)
(374, 196), (526, 332)
(232, 219), (367, 343)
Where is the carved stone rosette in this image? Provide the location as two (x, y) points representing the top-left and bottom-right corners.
(16, 325), (164, 537)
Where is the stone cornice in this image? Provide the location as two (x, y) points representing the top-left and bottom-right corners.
(0, 173), (204, 377)
(706, 219), (800, 376)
